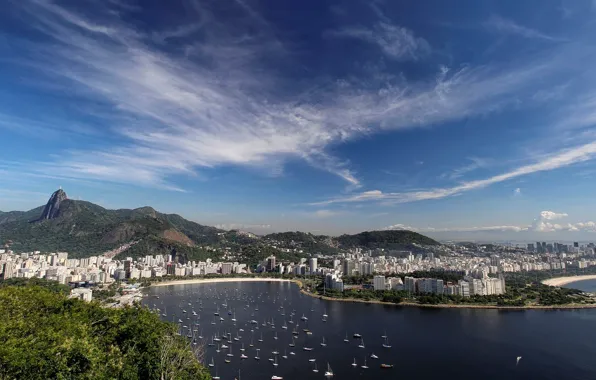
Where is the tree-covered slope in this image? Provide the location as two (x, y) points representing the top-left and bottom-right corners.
(0, 280), (211, 380)
(0, 190), (224, 257)
(335, 230), (440, 249)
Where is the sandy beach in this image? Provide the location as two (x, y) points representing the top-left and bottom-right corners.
(542, 275), (596, 287)
(150, 277), (294, 287)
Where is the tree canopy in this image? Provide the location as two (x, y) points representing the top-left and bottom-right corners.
(0, 281), (211, 380)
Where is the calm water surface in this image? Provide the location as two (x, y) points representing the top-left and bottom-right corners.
(564, 279), (596, 293)
(143, 281), (596, 380)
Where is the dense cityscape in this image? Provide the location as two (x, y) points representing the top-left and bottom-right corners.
(3, 239), (596, 303)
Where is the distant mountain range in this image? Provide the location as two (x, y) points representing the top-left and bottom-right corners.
(0, 189), (439, 263)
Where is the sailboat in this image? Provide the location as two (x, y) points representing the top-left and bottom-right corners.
(320, 336), (326, 347)
(212, 366), (220, 380)
(240, 352), (248, 359)
(301, 313), (308, 321)
(231, 311), (236, 322)
(271, 376), (283, 380)
(323, 309), (328, 319)
(216, 344), (221, 353)
(282, 321), (288, 330)
(282, 349), (287, 359)
(324, 362), (334, 377)
(240, 343), (245, 352)
(254, 349), (260, 360)
(162, 307), (167, 317)
(289, 337), (295, 347)
(358, 338), (365, 348)
(313, 362), (319, 373)
(274, 332), (278, 340)
(227, 345), (233, 357)
(249, 336), (254, 347)
(370, 352), (378, 359)
(351, 358), (357, 367)
(209, 357), (214, 367)
(258, 332), (264, 342)
(208, 336), (214, 346)
(361, 358), (369, 369)
(382, 336), (392, 349)
(343, 332), (349, 343)
(381, 330), (387, 339)
(273, 356), (279, 367)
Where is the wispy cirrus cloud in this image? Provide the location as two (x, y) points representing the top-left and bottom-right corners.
(485, 15), (565, 42)
(440, 157), (491, 180)
(312, 140), (596, 205)
(327, 21), (431, 60)
(0, 0), (580, 193)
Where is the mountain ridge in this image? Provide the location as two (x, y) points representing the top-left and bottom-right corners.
(0, 189), (440, 261)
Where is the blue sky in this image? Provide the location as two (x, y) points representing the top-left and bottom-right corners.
(2, 0), (596, 240)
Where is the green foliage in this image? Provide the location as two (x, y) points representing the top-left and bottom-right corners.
(0, 199), (226, 258)
(235, 244), (306, 267)
(335, 230), (440, 249)
(0, 277), (70, 296)
(264, 231), (338, 255)
(0, 282), (211, 380)
(118, 236), (220, 263)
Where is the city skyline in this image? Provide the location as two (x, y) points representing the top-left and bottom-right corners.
(3, 1), (596, 239)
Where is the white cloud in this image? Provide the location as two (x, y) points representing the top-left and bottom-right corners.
(1, 1), (581, 192)
(485, 15), (564, 42)
(313, 141), (596, 205)
(383, 223), (416, 231)
(538, 211), (568, 220)
(384, 210), (596, 234)
(328, 21), (431, 60)
(441, 157), (491, 180)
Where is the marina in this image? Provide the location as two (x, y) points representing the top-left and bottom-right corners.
(144, 280), (596, 380)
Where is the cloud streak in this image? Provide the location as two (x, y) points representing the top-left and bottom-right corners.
(485, 15), (565, 42)
(0, 1), (581, 193)
(313, 140), (596, 205)
(328, 21), (431, 60)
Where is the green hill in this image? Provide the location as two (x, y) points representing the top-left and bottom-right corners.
(0, 189), (224, 259)
(0, 279), (210, 380)
(0, 189), (440, 260)
(336, 230), (440, 250)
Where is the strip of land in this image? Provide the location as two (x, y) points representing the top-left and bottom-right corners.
(150, 277), (293, 287)
(298, 289), (596, 310)
(542, 275), (596, 287)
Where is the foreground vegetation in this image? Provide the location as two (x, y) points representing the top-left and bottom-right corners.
(0, 279), (211, 380)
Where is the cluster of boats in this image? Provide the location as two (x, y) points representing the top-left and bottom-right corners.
(149, 286), (394, 379)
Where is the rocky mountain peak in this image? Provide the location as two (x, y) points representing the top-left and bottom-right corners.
(39, 188), (68, 221)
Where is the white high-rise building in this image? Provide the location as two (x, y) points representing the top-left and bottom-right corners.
(309, 258), (318, 275)
(373, 275), (386, 291)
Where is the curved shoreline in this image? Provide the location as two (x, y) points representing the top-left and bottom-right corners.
(298, 289), (596, 310)
(150, 277), (294, 287)
(542, 275), (596, 287)
(144, 277), (595, 310)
